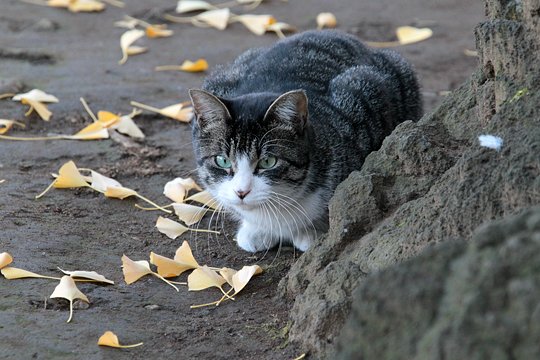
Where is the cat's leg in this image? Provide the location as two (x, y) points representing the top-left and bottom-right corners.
(292, 230), (318, 252)
(236, 220), (280, 253)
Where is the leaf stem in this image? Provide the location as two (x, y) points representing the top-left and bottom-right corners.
(152, 272), (179, 291)
(80, 97), (99, 123)
(35, 179), (57, 199)
(163, 14), (194, 24)
(117, 342), (144, 348)
(134, 194), (172, 214)
(67, 300), (73, 323)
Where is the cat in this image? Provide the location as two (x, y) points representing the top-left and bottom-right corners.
(189, 30), (422, 253)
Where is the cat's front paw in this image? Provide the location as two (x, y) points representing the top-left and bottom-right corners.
(236, 222), (277, 253)
(293, 232), (316, 252)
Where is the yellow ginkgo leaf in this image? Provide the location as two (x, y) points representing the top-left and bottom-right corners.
(185, 190), (219, 209)
(150, 252), (197, 278)
(1, 267), (60, 280)
(176, 0), (217, 13)
(89, 170), (122, 193)
(47, 0), (71, 7)
(163, 177), (202, 203)
(12, 89), (59, 103)
(119, 29), (146, 65)
(98, 331), (143, 348)
(0, 120), (25, 135)
(219, 267), (237, 286)
(155, 59), (209, 73)
(58, 268), (114, 284)
(97, 111), (121, 126)
(174, 241), (200, 268)
(130, 101), (193, 122)
(0, 252), (14, 269)
(105, 186), (137, 199)
(173, 203), (208, 226)
(156, 216), (189, 239)
(232, 14), (276, 36)
(265, 22), (296, 39)
(50, 275), (89, 323)
(146, 25), (174, 38)
(188, 265), (226, 292)
(367, 26), (433, 48)
(231, 265), (262, 295)
(316, 12), (337, 30)
(121, 254), (179, 291)
(193, 8), (230, 30)
(36, 160), (91, 199)
(69, 127), (110, 140)
(68, 0), (105, 12)
(110, 115), (145, 138)
(21, 98), (53, 121)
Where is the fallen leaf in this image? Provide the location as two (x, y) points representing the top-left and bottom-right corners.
(119, 29), (146, 65)
(0, 119), (25, 135)
(58, 268), (114, 284)
(176, 0), (217, 13)
(185, 190), (219, 209)
(50, 275), (89, 322)
(156, 216), (190, 239)
(0, 252), (13, 269)
(155, 59), (209, 73)
(219, 267), (237, 286)
(265, 21), (296, 38)
(188, 265), (226, 291)
(174, 241), (200, 268)
(114, 18), (138, 29)
(231, 265), (262, 295)
(89, 170), (122, 193)
(36, 160), (91, 199)
(192, 8), (230, 30)
(173, 203), (208, 225)
(104, 186), (137, 199)
(130, 101), (193, 122)
(98, 331), (143, 348)
(68, 0), (105, 12)
(13, 89), (58, 121)
(232, 14), (276, 35)
(163, 177), (202, 203)
(110, 115), (145, 138)
(150, 252), (197, 278)
(146, 25), (174, 38)
(1, 267), (60, 280)
(121, 254), (179, 291)
(316, 12), (337, 30)
(367, 26), (433, 47)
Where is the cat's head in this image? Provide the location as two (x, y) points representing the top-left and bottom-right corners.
(189, 89), (310, 213)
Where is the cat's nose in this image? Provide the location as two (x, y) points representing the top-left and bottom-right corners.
(235, 189), (251, 200)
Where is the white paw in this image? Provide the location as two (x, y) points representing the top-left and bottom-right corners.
(236, 221), (278, 253)
(293, 232), (316, 252)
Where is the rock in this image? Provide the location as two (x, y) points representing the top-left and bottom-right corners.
(336, 207), (540, 359)
(281, 0), (540, 356)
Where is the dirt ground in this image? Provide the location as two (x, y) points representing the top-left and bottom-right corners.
(0, 0), (483, 358)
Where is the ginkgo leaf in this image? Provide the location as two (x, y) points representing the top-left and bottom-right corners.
(155, 59), (209, 73)
(0, 252), (13, 269)
(58, 268), (114, 284)
(72, 122), (110, 139)
(68, 0), (105, 12)
(163, 177), (202, 203)
(219, 267), (237, 286)
(47, 0), (71, 8)
(36, 160), (92, 199)
(89, 170), (122, 193)
(367, 26), (433, 48)
(126, 46), (147, 56)
(194, 8), (230, 30)
(130, 101), (193, 122)
(21, 98), (53, 121)
(121, 254), (179, 291)
(265, 22), (296, 38)
(316, 12), (337, 30)
(185, 190), (219, 209)
(156, 216), (189, 239)
(188, 265), (226, 291)
(119, 29), (146, 65)
(174, 241), (200, 268)
(176, 0), (217, 13)
(173, 203), (208, 226)
(50, 275), (89, 322)
(237, 0), (263, 9)
(1, 267), (60, 280)
(232, 14), (276, 35)
(110, 115), (145, 138)
(150, 252), (197, 278)
(105, 186), (138, 199)
(0, 120), (25, 135)
(97, 111), (121, 126)
(146, 25), (174, 38)
(231, 265), (262, 295)
(98, 331), (143, 348)
(12, 89), (59, 103)
(114, 18), (138, 29)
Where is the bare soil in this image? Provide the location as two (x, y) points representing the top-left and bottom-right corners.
(0, 0), (482, 358)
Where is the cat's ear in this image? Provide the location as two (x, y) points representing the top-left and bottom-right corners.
(189, 89), (231, 130)
(263, 90), (308, 132)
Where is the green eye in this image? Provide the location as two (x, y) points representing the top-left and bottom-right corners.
(258, 156), (277, 169)
(215, 155), (232, 169)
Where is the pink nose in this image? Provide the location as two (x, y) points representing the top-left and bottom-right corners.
(235, 189), (251, 200)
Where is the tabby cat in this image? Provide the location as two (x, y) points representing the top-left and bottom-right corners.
(190, 30), (421, 252)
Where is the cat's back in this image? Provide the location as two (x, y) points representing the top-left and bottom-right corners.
(203, 30), (374, 97)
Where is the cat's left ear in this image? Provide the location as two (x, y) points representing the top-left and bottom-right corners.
(263, 90), (308, 132)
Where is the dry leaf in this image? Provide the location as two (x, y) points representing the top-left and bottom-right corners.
(98, 331), (143, 348)
(13, 89), (58, 121)
(36, 160), (91, 199)
(173, 203), (208, 225)
(1, 267), (59, 280)
(163, 177), (202, 203)
(219, 267), (237, 286)
(185, 190), (219, 209)
(156, 216), (190, 239)
(119, 29), (146, 65)
(0, 120), (25, 135)
(121, 255), (153, 284)
(176, 0), (217, 13)
(150, 252), (197, 278)
(265, 22), (296, 38)
(58, 268), (114, 284)
(146, 25), (174, 38)
(232, 14), (276, 35)
(130, 101), (193, 122)
(114, 18), (138, 29)
(110, 115), (145, 138)
(316, 12), (337, 30)
(0, 252), (13, 269)
(105, 186), (138, 199)
(194, 8), (230, 30)
(155, 59), (209, 73)
(68, 0), (105, 12)
(89, 170), (122, 192)
(367, 26), (433, 47)
(231, 265), (262, 295)
(50, 275), (89, 322)
(174, 241), (200, 268)
(188, 265), (226, 291)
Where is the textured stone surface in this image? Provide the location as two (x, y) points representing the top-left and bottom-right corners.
(280, 0), (540, 356)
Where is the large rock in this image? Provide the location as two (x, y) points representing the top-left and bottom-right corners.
(336, 207), (540, 359)
(280, 0), (540, 356)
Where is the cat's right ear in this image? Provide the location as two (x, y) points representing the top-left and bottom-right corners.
(189, 89), (231, 131)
